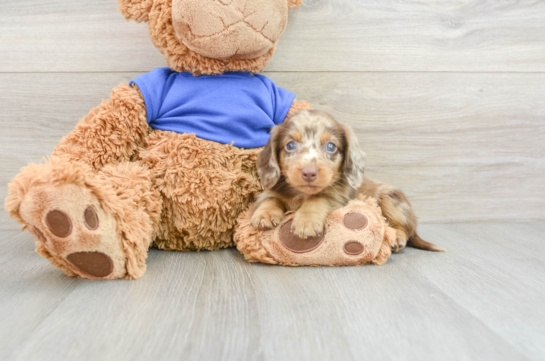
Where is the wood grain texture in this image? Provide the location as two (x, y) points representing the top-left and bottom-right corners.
(1, 0), (545, 72)
(1, 221), (544, 361)
(408, 223), (545, 361)
(1, 72), (543, 230)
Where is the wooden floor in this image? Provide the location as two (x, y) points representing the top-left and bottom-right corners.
(1, 211), (544, 361)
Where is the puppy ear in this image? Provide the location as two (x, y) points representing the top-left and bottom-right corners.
(258, 127), (282, 189)
(287, 0), (304, 8)
(117, 0), (154, 22)
(342, 125), (367, 189)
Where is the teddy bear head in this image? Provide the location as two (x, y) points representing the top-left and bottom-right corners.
(118, 0), (304, 75)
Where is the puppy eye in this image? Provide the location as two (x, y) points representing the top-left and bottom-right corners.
(285, 141), (297, 152)
(326, 142), (337, 153)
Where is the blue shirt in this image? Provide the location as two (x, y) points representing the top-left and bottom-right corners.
(130, 68), (296, 148)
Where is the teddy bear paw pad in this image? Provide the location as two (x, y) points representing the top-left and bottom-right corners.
(343, 212), (368, 231)
(279, 219), (325, 253)
(40, 205), (117, 278)
(45, 210), (72, 237)
(19, 184), (127, 279)
(343, 241), (364, 255)
(45, 208), (112, 277)
(66, 252), (114, 278)
(83, 207), (99, 230)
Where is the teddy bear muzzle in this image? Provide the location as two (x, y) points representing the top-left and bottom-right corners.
(171, 0), (288, 60)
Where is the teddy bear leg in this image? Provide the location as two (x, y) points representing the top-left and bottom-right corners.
(140, 131), (262, 251)
(5, 158), (161, 280)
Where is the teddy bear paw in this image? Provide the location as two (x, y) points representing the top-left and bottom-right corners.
(278, 210), (371, 259)
(19, 184), (126, 279)
(235, 197), (395, 267)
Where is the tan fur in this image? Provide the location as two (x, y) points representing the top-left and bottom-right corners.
(117, 0), (154, 22)
(235, 205), (279, 265)
(286, 99), (312, 118)
(53, 83), (149, 170)
(287, 0), (304, 8)
(292, 131), (303, 142)
(141, 131), (262, 251)
(118, 0), (304, 75)
(372, 225), (397, 266)
(320, 131), (332, 143)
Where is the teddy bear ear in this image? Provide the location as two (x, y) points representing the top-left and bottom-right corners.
(117, 0), (154, 22)
(287, 0), (304, 8)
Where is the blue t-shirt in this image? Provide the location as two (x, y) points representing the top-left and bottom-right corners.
(130, 68), (296, 148)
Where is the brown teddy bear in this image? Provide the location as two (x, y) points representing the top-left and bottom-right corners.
(5, 0), (438, 280)
(5, 0), (312, 280)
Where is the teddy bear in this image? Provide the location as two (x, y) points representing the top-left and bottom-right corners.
(5, 0), (314, 280)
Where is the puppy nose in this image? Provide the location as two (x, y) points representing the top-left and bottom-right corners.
(301, 167), (318, 182)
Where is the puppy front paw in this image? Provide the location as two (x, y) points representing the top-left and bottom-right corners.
(251, 205), (285, 229)
(291, 211), (325, 239)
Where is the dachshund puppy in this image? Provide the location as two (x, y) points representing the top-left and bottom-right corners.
(251, 109), (443, 252)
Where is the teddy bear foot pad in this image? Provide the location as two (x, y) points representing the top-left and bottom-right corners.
(20, 183), (128, 280)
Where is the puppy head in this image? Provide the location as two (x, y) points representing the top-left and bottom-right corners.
(257, 110), (367, 194)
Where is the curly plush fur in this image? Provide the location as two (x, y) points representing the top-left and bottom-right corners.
(7, 157), (161, 279)
(5, 80), (307, 278)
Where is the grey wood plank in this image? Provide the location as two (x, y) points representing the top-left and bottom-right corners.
(528, 222), (545, 234)
(2, 0), (545, 72)
(244, 255), (528, 361)
(0, 230), (81, 359)
(0, 225), (535, 361)
(1, 72), (544, 228)
(468, 222), (545, 259)
(408, 223), (545, 361)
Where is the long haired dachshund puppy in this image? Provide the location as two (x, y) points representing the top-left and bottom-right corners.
(251, 109), (443, 252)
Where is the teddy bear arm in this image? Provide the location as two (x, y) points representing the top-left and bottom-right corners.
(52, 83), (149, 171)
(286, 98), (313, 119)
(287, 0), (305, 8)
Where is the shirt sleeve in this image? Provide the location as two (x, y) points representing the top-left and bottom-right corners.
(130, 67), (172, 123)
(256, 74), (297, 125)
